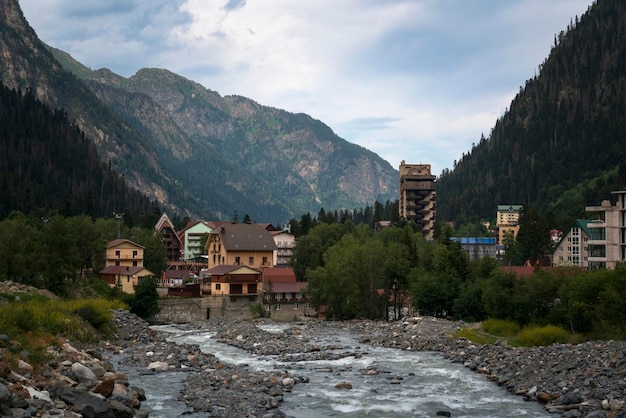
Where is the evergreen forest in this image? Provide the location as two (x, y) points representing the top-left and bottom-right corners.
(437, 0), (626, 229)
(0, 82), (158, 220)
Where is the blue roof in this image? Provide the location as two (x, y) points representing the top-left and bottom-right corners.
(450, 237), (496, 245)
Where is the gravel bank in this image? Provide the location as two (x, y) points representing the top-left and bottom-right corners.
(3, 294), (626, 418)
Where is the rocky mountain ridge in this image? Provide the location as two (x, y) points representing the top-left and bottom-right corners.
(0, 0), (398, 222)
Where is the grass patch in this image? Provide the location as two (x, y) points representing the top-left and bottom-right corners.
(482, 318), (521, 337)
(515, 324), (573, 346)
(455, 319), (581, 347)
(0, 295), (126, 368)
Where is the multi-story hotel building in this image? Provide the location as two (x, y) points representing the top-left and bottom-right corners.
(399, 161), (436, 240)
(496, 204), (523, 245)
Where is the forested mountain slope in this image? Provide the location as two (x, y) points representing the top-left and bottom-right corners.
(0, 82), (154, 219)
(437, 0), (626, 227)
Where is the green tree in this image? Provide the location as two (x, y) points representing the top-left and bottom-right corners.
(0, 212), (40, 285)
(130, 277), (160, 319)
(516, 205), (551, 264)
(130, 227), (167, 278)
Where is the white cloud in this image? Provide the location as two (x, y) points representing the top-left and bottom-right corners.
(19, 0), (593, 175)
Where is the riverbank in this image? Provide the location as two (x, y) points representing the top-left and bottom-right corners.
(175, 316), (626, 418)
(2, 309), (626, 417)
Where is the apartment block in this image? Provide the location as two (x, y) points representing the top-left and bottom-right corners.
(496, 204), (523, 245)
(585, 188), (626, 269)
(399, 161), (436, 240)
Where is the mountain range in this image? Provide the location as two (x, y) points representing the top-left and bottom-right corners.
(0, 0), (397, 223)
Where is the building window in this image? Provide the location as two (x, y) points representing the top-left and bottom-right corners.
(132, 250), (138, 258)
(215, 284), (221, 290)
(262, 256), (268, 266)
(249, 257), (254, 265)
(132, 261), (138, 266)
(115, 261), (120, 266)
(115, 250), (120, 258)
(275, 304), (281, 310)
(294, 303), (299, 310)
(235, 256), (240, 265)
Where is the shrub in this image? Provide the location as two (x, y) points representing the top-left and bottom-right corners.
(516, 324), (571, 346)
(69, 299), (120, 330)
(131, 277), (160, 319)
(250, 301), (270, 319)
(482, 318), (520, 337)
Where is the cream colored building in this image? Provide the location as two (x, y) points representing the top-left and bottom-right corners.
(206, 223), (277, 269)
(552, 219), (592, 267)
(271, 229), (296, 267)
(104, 239), (145, 267)
(100, 239), (154, 294)
(585, 189), (626, 269)
(496, 205), (523, 245)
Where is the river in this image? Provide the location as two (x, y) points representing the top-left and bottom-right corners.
(122, 322), (550, 417)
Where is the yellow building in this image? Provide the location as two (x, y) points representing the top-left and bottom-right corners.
(104, 239), (145, 267)
(496, 205), (523, 245)
(206, 223), (277, 269)
(99, 239), (154, 294)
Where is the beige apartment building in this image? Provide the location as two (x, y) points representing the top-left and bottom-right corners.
(99, 239), (154, 294)
(496, 204), (523, 245)
(206, 223), (277, 269)
(585, 188), (626, 269)
(398, 161), (436, 240)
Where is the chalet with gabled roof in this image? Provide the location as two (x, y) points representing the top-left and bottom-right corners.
(206, 223), (277, 269)
(155, 212), (183, 262)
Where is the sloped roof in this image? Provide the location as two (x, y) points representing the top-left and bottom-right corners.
(497, 205), (523, 212)
(99, 265), (153, 276)
(205, 265), (262, 275)
(164, 269), (195, 279)
(211, 223), (278, 251)
(155, 212), (176, 232)
(267, 282), (307, 293)
(553, 219), (595, 249)
(106, 239), (144, 249)
(263, 267), (297, 284)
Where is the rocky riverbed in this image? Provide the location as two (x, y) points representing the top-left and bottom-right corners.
(3, 306), (626, 417)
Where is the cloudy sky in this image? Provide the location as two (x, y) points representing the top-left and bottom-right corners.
(19, 0), (592, 175)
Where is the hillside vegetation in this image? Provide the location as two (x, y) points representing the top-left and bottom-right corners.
(437, 0), (626, 227)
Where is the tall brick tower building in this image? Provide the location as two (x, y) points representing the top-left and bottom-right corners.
(399, 161), (436, 239)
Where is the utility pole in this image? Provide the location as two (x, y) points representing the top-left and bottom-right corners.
(114, 212), (124, 239)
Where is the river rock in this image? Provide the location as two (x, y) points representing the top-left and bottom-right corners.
(147, 361), (169, 371)
(335, 381), (353, 389)
(71, 362), (98, 384)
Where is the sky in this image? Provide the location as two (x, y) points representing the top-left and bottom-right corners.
(19, 0), (593, 175)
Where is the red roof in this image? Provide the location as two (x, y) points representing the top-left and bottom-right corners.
(263, 267), (297, 284)
(267, 282), (307, 293)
